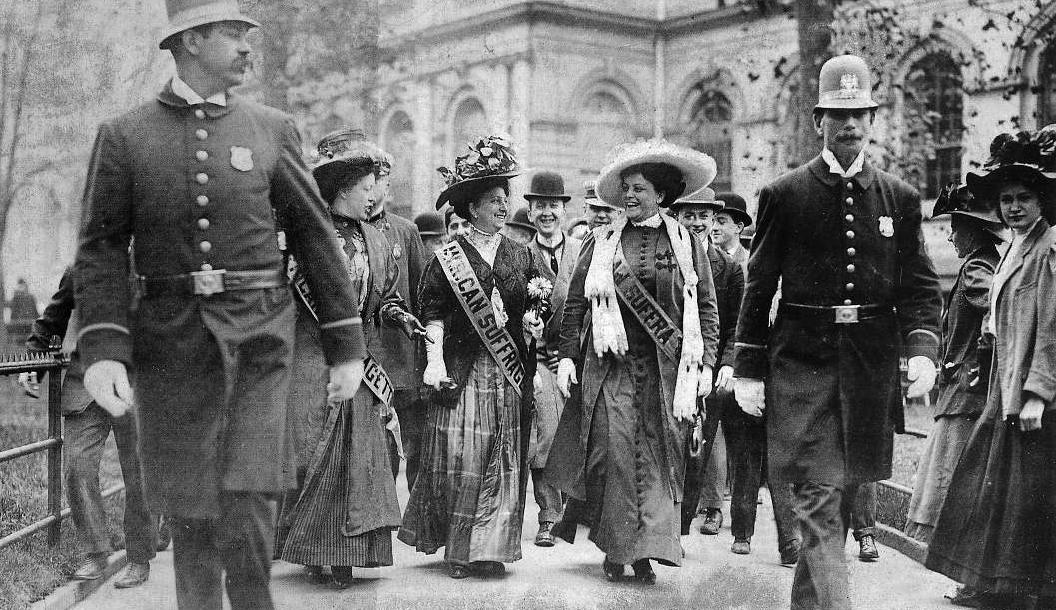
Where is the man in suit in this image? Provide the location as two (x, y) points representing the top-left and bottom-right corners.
(734, 55), (941, 609)
(524, 171), (582, 547)
(73, 2), (366, 607)
(368, 150), (428, 490)
(712, 193), (751, 271)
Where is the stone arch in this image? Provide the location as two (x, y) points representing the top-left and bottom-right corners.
(670, 65), (746, 128)
(443, 87), (490, 160)
(569, 66), (646, 122)
(571, 77), (640, 168)
(670, 67), (745, 192)
(1010, 4), (1056, 128)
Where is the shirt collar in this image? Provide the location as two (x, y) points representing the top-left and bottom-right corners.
(632, 213), (663, 228)
(170, 76), (227, 107)
(821, 148), (865, 178)
(534, 232), (565, 250)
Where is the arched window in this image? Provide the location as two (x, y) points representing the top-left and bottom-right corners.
(1039, 43), (1056, 127)
(451, 97), (487, 154)
(685, 88), (734, 192)
(903, 52), (964, 198)
(577, 87), (634, 168)
(382, 111), (415, 217)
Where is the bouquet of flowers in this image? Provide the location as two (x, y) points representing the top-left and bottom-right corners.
(526, 276), (554, 320)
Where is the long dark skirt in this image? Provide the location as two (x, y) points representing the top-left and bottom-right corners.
(904, 415), (975, 543)
(925, 403), (1056, 598)
(398, 354), (525, 564)
(580, 352), (682, 567)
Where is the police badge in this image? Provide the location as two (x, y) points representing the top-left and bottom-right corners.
(392, 243), (402, 259)
(230, 146), (254, 172)
(878, 216), (894, 237)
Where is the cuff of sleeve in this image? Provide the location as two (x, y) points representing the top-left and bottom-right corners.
(558, 342), (580, 362)
(733, 342), (768, 379)
(905, 329), (940, 361)
(1024, 376), (1056, 405)
(320, 322), (367, 365)
(78, 328), (133, 368)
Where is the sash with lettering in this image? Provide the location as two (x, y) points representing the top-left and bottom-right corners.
(612, 246), (683, 362)
(435, 240), (525, 395)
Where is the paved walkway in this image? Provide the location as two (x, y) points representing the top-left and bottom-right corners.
(77, 484), (955, 610)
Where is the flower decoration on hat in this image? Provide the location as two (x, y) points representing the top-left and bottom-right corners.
(310, 127), (386, 174)
(437, 134), (519, 188)
(966, 124), (1056, 200)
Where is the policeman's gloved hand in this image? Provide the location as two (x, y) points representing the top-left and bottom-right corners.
(84, 360), (134, 418)
(906, 356), (937, 399)
(328, 359), (364, 404)
(734, 377), (765, 418)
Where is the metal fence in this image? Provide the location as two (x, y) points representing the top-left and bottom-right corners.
(0, 352), (70, 550)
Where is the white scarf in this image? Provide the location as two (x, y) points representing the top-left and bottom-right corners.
(585, 215), (705, 421)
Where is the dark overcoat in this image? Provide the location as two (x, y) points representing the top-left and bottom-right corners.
(934, 244), (999, 418)
(708, 242), (743, 371)
(734, 155), (942, 486)
(73, 84), (365, 519)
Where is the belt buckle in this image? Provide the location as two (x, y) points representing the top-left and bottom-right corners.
(834, 305), (859, 324)
(191, 269), (226, 296)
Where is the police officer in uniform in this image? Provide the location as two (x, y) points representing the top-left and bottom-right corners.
(733, 55), (942, 609)
(73, 2), (366, 607)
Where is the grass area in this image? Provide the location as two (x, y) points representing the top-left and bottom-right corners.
(890, 400), (937, 488)
(0, 375), (125, 610)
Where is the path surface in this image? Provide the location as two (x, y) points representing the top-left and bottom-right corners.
(77, 484), (955, 610)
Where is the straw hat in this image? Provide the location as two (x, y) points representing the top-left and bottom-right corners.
(595, 139), (716, 208)
(669, 187), (722, 212)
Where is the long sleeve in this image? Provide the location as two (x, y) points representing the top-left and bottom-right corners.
(690, 234), (720, 368)
(404, 225), (426, 316)
(27, 268), (76, 352)
(895, 189), (943, 362)
(1024, 248), (1056, 405)
(734, 184), (783, 379)
(379, 247), (410, 326)
(719, 262), (744, 369)
(558, 235), (594, 361)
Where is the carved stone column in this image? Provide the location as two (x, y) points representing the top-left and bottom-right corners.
(510, 58), (531, 164)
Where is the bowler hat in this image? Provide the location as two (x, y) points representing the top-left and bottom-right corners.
(506, 207), (536, 234)
(670, 187), (722, 212)
(815, 55), (879, 111)
(414, 212), (445, 237)
(524, 171), (571, 201)
(715, 192), (753, 226)
(159, 0), (261, 49)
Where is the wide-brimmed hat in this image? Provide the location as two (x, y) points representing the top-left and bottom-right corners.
(309, 128), (384, 193)
(435, 134), (522, 210)
(715, 192), (753, 226)
(966, 126), (1056, 203)
(670, 187), (722, 213)
(815, 55), (879, 111)
(414, 212), (445, 237)
(596, 139), (716, 208)
(505, 207), (536, 233)
(159, 0), (261, 49)
(524, 171), (571, 201)
(933, 183), (1006, 241)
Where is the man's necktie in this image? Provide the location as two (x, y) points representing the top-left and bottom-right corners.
(549, 250), (559, 275)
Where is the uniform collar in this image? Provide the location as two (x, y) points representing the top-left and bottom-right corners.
(170, 76), (227, 106)
(157, 78), (234, 118)
(809, 154), (876, 190)
(821, 148), (865, 178)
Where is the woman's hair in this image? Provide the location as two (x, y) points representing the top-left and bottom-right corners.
(451, 177), (511, 220)
(620, 162), (686, 207)
(316, 158), (376, 205)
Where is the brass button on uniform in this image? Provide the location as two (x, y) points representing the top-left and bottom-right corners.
(845, 214), (854, 222)
(194, 109), (206, 120)
(843, 299), (853, 305)
(197, 218), (210, 230)
(196, 150), (209, 161)
(195, 129), (208, 140)
(847, 264), (856, 273)
(845, 197), (854, 205)
(196, 195), (209, 206)
(196, 172), (209, 184)
(845, 282), (855, 291)
(199, 241), (212, 253)
(846, 182), (854, 190)
(845, 230), (855, 239)
(847, 247), (856, 256)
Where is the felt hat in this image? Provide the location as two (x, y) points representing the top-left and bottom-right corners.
(669, 187), (722, 213)
(414, 212), (445, 237)
(966, 126), (1056, 204)
(815, 55), (879, 111)
(159, 0), (261, 49)
(596, 139), (716, 208)
(715, 192), (753, 226)
(933, 183), (1006, 241)
(584, 178), (619, 210)
(309, 128), (384, 195)
(524, 171), (571, 201)
(505, 206), (536, 234)
(435, 134), (522, 210)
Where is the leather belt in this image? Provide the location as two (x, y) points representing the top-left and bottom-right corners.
(778, 302), (894, 324)
(135, 268), (287, 298)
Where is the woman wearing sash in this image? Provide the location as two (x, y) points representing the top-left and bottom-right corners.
(549, 140), (720, 583)
(277, 129), (425, 588)
(398, 135), (543, 579)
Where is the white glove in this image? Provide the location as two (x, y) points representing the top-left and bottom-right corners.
(84, 360), (134, 418)
(557, 357), (577, 399)
(422, 321), (449, 390)
(697, 365), (714, 398)
(906, 355), (937, 399)
(327, 359), (364, 404)
(523, 311), (544, 341)
(734, 377), (765, 418)
(714, 365), (735, 394)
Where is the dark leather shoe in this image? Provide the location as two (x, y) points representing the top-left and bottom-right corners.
(944, 583), (983, 608)
(72, 554), (108, 580)
(699, 508), (723, 535)
(730, 538), (751, 555)
(449, 563), (470, 579)
(631, 559), (655, 585)
(779, 540), (800, 567)
(155, 517), (171, 552)
(470, 561), (505, 577)
(858, 535), (879, 562)
(331, 566), (355, 588)
(303, 565), (328, 585)
(113, 563), (149, 589)
(602, 558), (624, 582)
(535, 522), (555, 547)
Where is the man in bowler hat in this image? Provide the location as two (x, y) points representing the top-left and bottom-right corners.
(415, 211), (446, 255)
(733, 55), (942, 609)
(74, 1), (366, 607)
(524, 171), (582, 547)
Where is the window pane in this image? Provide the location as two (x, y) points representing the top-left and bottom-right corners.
(903, 53), (963, 196)
(1040, 44), (1056, 126)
